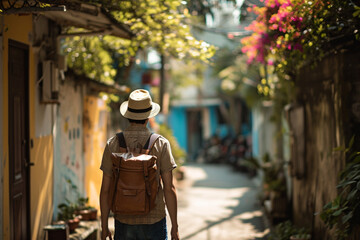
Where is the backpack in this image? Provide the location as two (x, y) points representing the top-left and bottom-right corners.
(109, 132), (160, 215)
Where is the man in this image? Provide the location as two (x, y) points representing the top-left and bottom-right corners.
(99, 89), (180, 240)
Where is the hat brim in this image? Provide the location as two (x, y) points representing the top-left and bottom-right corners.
(120, 101), (161, 120)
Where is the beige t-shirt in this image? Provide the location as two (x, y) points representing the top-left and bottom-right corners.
(100, 125), (177, 225)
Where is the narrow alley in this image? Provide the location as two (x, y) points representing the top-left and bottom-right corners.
(2, 1), (360, 239)
(174, 163), (268, 240)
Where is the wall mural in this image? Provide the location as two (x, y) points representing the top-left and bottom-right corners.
(53, 82), (84, 219)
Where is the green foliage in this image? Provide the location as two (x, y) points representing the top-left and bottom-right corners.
(211, 47), (238, 76)
(58, 199), (77, 222)
(76, 197), (94, 211)
(268, 221), (310, 240)
(214, 48), (262, 107)
(242, 156), (261, 171)
(213, 47), (295, 115)
(262, 153), (287, 194)
(320, 137), (360, 239)
(63, 35), (124, 84)
(158, 124), (186, 166)
(170, 60), (206, 87)
(57, 179), (96, 221)
(167, 58), (207, 100)
(64, 0), (216, 85)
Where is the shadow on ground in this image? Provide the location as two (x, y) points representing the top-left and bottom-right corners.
(178, 163), (269, 240)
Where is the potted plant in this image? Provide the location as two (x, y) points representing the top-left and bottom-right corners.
(75, 197), (98, 221)
(269, 221), (311, 240)
(242, 156), (261, 178)
(64, 179), (98, 221)
(261, 154), (289, 220)
(57, 199), (80, 232)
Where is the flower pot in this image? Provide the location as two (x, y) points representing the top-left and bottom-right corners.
(78, 209), (92, 221)
(89, 208), (98, 220)
(76, 207), (98, 221)
(67, 217), (80, 232)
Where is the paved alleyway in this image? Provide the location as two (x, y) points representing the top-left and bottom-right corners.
(174, 163), (269, 240)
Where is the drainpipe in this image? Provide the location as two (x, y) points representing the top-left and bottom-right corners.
(0, 15), (4, 239)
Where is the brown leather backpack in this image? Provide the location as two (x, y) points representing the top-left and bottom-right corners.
(109, 132), (160, 215)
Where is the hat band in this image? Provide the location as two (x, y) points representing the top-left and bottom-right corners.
(127, 106), (152, 113)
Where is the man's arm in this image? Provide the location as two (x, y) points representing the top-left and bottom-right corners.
(100, 173), (112, 240)
(162, 170), (180, 240)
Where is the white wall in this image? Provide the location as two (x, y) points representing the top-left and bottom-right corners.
(33, 16), (54, 138)
(252, 105), (277, 159)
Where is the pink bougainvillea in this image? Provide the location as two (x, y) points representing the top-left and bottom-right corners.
(241, 0), (312, 67)
(242, 0), (360, 72)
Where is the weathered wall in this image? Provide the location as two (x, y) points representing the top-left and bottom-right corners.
(293, 46), (360, 239)
(84, 96), (108, 209)
(53, 78), (85, 218)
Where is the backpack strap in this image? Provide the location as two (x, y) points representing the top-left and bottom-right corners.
(143, 133), (160, 152)
(116, 132), (127, 152)
(117, 132), (160, 153)
(142, 133), (160, 196)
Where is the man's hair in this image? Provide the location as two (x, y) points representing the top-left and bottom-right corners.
(128, 119), (147, 124)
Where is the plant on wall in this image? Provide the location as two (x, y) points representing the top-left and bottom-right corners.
(268, 220), (310, 240)
(320, 136), (360, 239)
(242, 0), (360, 74)
(240, 0), (360, 108)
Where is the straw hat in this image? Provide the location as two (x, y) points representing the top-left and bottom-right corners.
(120, 89), (161, 120)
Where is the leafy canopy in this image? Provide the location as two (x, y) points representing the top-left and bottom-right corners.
(64, 0), (216, 84)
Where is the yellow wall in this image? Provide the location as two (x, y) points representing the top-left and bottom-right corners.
(84, 96), (108, 210)
(30, 136), (53, 240)
(2, 15), (53, 240)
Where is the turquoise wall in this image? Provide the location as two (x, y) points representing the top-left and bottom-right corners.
(209, 106), (218, 137)
(168, 105), (224, 153)
(168, 106), (187, 152)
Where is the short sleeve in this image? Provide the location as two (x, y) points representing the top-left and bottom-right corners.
(158, 138), (177, 174)
(100, 144), (113, 177)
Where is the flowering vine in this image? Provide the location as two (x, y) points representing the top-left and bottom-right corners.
(241, 0), (360, 80)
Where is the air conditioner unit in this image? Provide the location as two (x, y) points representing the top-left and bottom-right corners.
(41, 60), (60, 104)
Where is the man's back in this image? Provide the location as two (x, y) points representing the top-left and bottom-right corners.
(99, 89), (180, 240)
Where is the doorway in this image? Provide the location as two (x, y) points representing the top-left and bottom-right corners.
(8, 39), (30, 239)
(187, 109), (203, 162)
